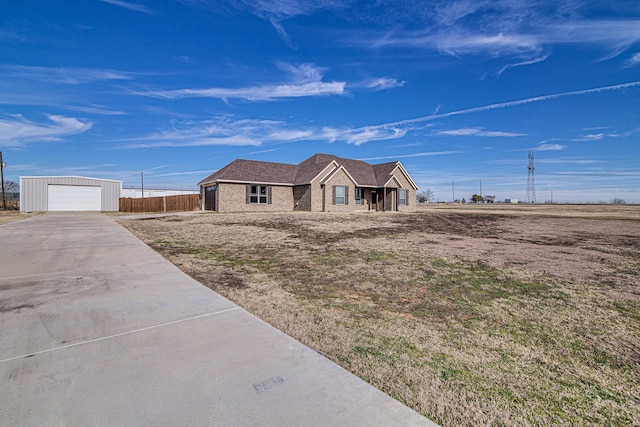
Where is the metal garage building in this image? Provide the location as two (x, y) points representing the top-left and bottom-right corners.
(20, 176), (121, 212)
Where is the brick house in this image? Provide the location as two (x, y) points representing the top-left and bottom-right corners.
(198, 153), (419, 212)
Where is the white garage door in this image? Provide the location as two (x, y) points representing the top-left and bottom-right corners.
(48, 185), (102, 211)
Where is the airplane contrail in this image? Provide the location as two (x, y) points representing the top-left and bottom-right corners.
(358, 80), (640, 131)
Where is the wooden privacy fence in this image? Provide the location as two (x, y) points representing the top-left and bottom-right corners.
(119, 194), (200, 213)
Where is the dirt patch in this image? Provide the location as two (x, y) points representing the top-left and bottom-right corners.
(121, 205), (640, 427)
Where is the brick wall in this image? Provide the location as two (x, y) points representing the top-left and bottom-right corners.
(217, 183), (294, 212)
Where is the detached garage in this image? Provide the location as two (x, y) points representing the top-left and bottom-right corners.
(20, 176), (121, 212)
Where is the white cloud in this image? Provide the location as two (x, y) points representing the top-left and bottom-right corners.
(498, 54), (549, 75)
(125, 119), (268, 147)
(277, 62), (325, 83)
(178, 2), (640, 71)
(550, 170), (640, 176)
(548, 20), (640, 61)
(431, 0), (489, 26)
(152, 170), (213, 177)
(344, 128), (407, 146)
(438, 128), (524, 137)
(122, 115), (408, 149)
(142, 81), (346, 101)
(179, 0), (346, 46)
(139, 63), (346, 101)
(367, 19), (640, 59)
(127, 134), (261, 148)
(99, 0), (154, 15)
(572, 133), (604, 142)
(0, 28), (26, 42)
(198, 0), (347, 20)
(0, 114), (92, 146)
(356, 77), (405, 90)
(438, 32), (540, 57)
(267, 129), (315, 140)
(626, 52), (640, 67)
(535, 143), (565, 151)
(347, 1), (640, 63)
(359, 151), (461, 161)
(62, 104), (126, 115)
(124, 117), (305, 148)
(132, 80), (640, 149)
(269, 18), (295, 48)
(538, 158), (602, 165)
(0, 65), (133, 84)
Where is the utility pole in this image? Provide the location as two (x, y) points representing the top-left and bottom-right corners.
(480, 179), (483, 202)
(451, 180), (455, 202)
(0, 151), (6, 210)
(141, 171), (145, 212)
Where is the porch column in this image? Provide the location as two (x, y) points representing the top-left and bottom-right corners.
(383, 186), (386, 211)
(392, 188), (396, 211)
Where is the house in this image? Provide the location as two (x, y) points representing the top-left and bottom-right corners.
(198, 153), (418, 212)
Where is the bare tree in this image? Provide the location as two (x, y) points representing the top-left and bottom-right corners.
(416, 189), (435, 203)
(2, 181), (19, 209)
(610, 197), (627, 204)
(5, 181), (18, 193)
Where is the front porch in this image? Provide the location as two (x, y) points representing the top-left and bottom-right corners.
(355, 187), (408, 212)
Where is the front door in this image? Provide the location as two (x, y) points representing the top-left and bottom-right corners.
(371, 191), (377, 211)
(205, 186), (216, 211)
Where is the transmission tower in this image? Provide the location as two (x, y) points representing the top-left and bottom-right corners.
(525, 150), (536, 204)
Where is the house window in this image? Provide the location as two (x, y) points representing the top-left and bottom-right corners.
(398, 189), (408, 206)
(333, 185), (348, 205)
(248, 185), (270, 204)
(354, 188), (363, 205)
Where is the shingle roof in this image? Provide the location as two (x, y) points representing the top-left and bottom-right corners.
(372, 162), (399, 186)
(197, 159), (299, 186)
(198, 153), (415, 189)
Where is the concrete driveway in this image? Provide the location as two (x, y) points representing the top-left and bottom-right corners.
(0, 213), (435, 426)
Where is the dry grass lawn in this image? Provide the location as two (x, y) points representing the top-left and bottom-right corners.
(0, 211), (30, 225)
(120, 204), (640, 426)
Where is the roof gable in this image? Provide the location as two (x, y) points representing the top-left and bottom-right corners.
(373, 161), (419, 190)
(320, 165), (358, 186)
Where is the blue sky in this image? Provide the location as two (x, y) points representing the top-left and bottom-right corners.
(1, 0), (639, 203)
